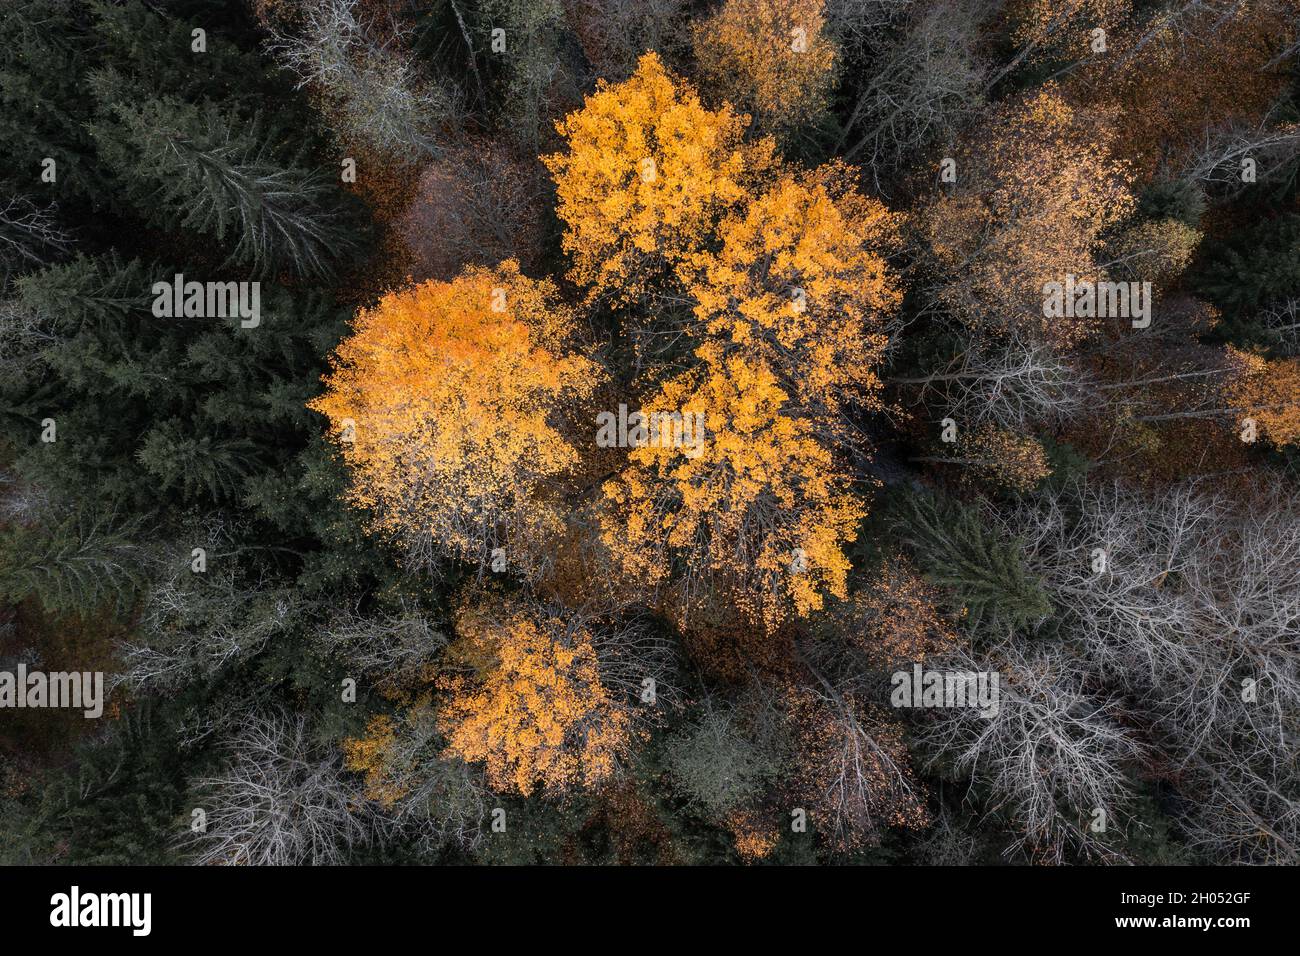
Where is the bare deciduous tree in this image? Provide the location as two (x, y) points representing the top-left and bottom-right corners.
(825, 0), (918, 53)
(395, 141), (546, 282)
(1257, 298), (1300, 356)
(0, 298), (58, 382)
(0, 196), (72, 286)
(266, 0), (461, 161)
(1180, 115), (1300, 198)
(564, 0), (690, 80)
(891, 331), (1090, 430)
(117, 551), (297, 696)
(917, 640), (1142, 864)
(1005, 480), (1300, 863)
(1017, 481), (1300, 754)
(1180, 746), (1300, 865)
(182, 712), (372, 866)
(835, 0), (987, 192)
(347, 701), (491, 855)
(315, 603), (447, 691)
(790, 668), (929, 852)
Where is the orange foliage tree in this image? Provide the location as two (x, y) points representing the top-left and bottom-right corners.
(728, 808), (782, 862)
(1068, 0), (1295, 178)
(543, 51), (774, 304)
(683, 162), (902, 415)
(309, 260), (599, 577)
(823, 559), (962, 668)
(436, 595), (636, 796)
(1226, 353), (1300, 448)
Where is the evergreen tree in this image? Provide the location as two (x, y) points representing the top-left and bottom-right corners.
(11, 706), (184, 865)
(893, 489), (1053, 631)
(0, 1), (102, 204)
(0, 501), (146, 617)
(1197, 213), (1300, 317)
(88, 74), (364, 280)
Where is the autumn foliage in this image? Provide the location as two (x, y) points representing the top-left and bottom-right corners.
(309, 260), (598, 577)
(684, 162), (901, 414)
(436, 596), (635, 797)
(285, 0), (1300, 864)
(1229, 353), (1300, 448)
(13, 0), (1300, 874)
(924, 86), (1134, 345)
(600, 351), (867, 632)
(543, 51), (773, 304)
(691, 0), (837, 133)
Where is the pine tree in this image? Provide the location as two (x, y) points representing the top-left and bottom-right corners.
(89, 0), (282, 112)
(0, 1), (102, 203)
(88, 70), (364, 280)
(135, 420), (260, 503)
(0, 501), (147, 617)
(1197, 213), (1300, 317)
(893, 489), (1053, 630)
(4, 255), (350, 518)
(25, 706), (184, 865)
(14, 253), (154, 333)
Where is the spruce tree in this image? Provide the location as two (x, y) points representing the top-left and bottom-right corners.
(88, 70), (363, 280)
(894, 489), (1053, 631)
(1197, 213), (1300, 317)
(0, 1), (101, 203)
(0, 501), (146, 617)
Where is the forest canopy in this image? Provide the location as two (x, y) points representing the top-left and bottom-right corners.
(2, 0), (1300, 867)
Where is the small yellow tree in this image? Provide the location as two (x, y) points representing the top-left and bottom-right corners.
(601, 351), (865, 632)
(308, 260), (599, 576)
(1228, 352), (1300, 448)
(1007, 0), (1132, 62)
(437, 596), (634, 796)
(915, 424), (1053, 493)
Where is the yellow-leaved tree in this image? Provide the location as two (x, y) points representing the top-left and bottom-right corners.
(1006, 0), (1132, 63)
(692, 0), (838, 135)
(437, 595), (635, 796)
(683, 162), (901, 415)
(913, 423), (1053, 493)
(543, 51), (775, 305)
(1226, 352), (1300, 448)
(542, 58), (904, 632)
(600, 350), (865, 632)
(308, 260), (599, 578)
